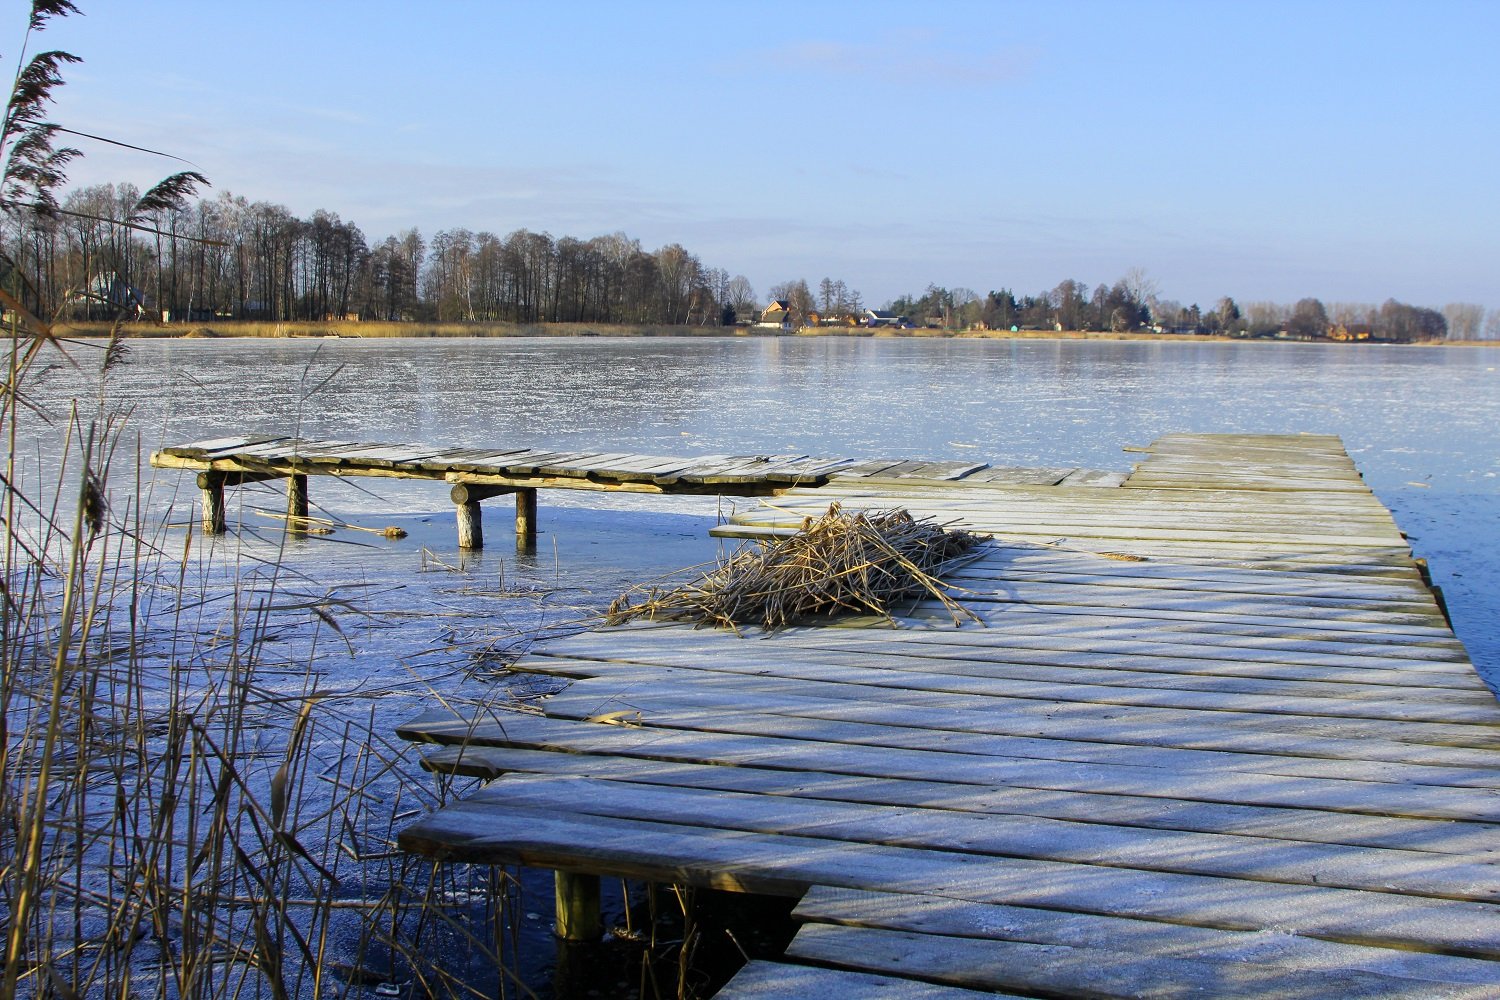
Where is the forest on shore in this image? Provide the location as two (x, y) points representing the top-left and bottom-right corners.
(4, 183), (1492, 342)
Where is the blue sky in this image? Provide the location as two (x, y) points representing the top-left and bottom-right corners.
(35, 1), (1500, 310)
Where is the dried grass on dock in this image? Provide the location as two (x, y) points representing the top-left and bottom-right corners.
(606, 503), (981, 632)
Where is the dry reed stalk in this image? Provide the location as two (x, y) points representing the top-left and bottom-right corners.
(606, 503), (981, 632)
(0, 335), (535, 997)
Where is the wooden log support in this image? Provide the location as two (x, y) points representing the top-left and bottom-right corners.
(199, 473), (226, 536)
(286, 474), (309, 529)
(553, 870), (601, 942)
(516, 487), (538, 549)
(193, 469), (300, 536)
(450, 482), (515, 550)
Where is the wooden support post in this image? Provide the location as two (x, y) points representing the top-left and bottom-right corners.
(554, 871), (601, 942)
(455, 499), (483, 549)
(515, 487), (538, 549)
(197, 472), (226, 535)
(286, 474), (308, 529)
(450, 482), (515, 550)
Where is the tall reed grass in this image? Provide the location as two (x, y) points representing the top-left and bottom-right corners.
(0, 322), (552, 998)
(0, 320), (764, 999)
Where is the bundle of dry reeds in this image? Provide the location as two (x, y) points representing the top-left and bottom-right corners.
(606, 503), (981, 632)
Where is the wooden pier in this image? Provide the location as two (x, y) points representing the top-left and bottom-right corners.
(391, 433), (1500, 998)
(149, 436), (1122, 549)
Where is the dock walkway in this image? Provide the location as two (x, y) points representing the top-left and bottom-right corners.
(399, 433), (1500, 997)
(149, 436), (1121, 549)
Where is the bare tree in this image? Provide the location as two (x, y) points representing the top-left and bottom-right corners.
(1243, 301), (1289, 337)
(725, 275), (756, 315)
(1120, 267), (1159, 312)
(1286, 297), (1329, 338)
(1442, 303), (1485, 341)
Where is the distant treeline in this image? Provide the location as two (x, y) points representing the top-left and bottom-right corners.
(3, 185), (759, 327)
(2, 184), (1492, 341)
(881, 280), (1489, 343)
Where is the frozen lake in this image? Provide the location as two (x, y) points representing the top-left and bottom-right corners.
(16, 333), (1500, 994)
(38, 334), (1496, 683)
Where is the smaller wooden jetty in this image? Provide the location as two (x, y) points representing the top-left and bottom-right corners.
(149, 436), (1122, 548)
(393, 434), (1500, 998)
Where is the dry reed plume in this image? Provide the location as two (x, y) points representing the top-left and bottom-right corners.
(605, 503), (981, 632)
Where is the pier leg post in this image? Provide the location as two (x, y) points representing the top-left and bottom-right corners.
(516, 488), (538, 550)
(196, 472), (227, 535)
(451, 482), (517, 551)
(554, 871), (601, 942)
(455, 500), (483, 550)
(286, 474), (308, 530)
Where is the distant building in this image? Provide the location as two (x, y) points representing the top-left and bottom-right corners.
(757, 300), (793, 330)
(862, 309), (902, 328)
(1327, 323), (1372, 342)
(70, 272), (150, 319)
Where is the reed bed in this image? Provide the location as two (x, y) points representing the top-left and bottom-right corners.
(0, 327), (762, 998)
(605, 503), (981, 632)
(0, 328), (555, 998)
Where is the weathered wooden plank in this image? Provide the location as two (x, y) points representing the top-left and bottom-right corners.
(723, 500), (1401, 533)
(666, 455), (781, 483)
(575, 454), (699, 479)
(802, 500), (1394, 528)
(768, 482), (1396, 513)
(960, 466), (1074, 484)
(420, 447), (547, 471)
(223, 437), (357, 460)
(903, 460), (990, 480)
(762, 457), (863, 483)
(538, 634), (1494, 708)
(536, 678), (1500, 775)
(158, 435), (286, 459)
(862, 460), (932, 480)
(401, 707), (1500, 821)
(946, 560), (1438, 604)
(1130, 462), (1362, 480)
(795, 887), (1500, 987)
(936, 581), (1446, 626)
(811, 620), (1471, 669)
(646, 454), (736, 484)
(1056, 468), (1128, 486)
(556, 628), (1488, 693)
(896, 598), (1458, 642)
(786, 924), (1495, 999)
(676, 454), (849, 485)
(315, 443), (451, 466)
(422, 745), (1500, 856)
(532, 452), (615, 475)
(530, 661), (1500, 775)
(397, 793), (1500, 957)
(716, 961), (1010, 1000)
(591, 614), (1475, 672)
(451, 773), (1500, 900)
(727, 511), (1407, 548)
(825, 458), (910, 478)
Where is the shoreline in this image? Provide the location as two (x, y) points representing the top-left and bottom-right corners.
(42, 319), (1485, 346)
